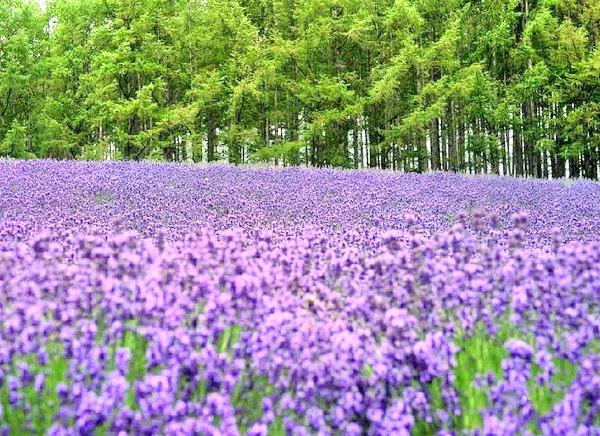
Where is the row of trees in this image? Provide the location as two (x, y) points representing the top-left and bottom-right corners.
(1, 0), (599, 178)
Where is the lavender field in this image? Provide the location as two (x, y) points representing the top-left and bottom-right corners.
(1, 160), (600, 435)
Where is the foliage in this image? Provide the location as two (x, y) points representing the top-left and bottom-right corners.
(0, 0), (599, 177)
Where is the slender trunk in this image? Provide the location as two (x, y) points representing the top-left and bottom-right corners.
(492, 129), (501, 175)
(431, 117), (440, 171)
(522, 102), (533, 177)
(513, 112), (524, 177)
(353, 119), (359, 169)
(447, 102), (457, 172)
(287, 56), (300, 166)
(583, 147), (596, 179)
(359, 120), (364, 168)
(368, 105), (381, 168)
(415, 69), (427, 172)
(553, 150), (566, 178)
(440, 118), (447, 171)
(458, 120), (466, 172)
(538, 103), (547, 178)
(552, 104), (566, 178)
(380, 141), (389, 169)
(502, 129), (510, 176)
(207, 113), (217, 162)
(260, 103), (269, 149)
(569, 155), (581, 178)
(473, 119), (481, 174)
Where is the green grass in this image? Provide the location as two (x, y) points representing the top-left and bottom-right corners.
(450, 322), (581, 434)
(0, 320), (590, 435)
(412, 378), (444, 435)
(452, 322), (516, 430)
(217, 325), (242, 356)
(121, 329), (148, 410)
(412, 320), (583, 434)
(0, 341), (67, 433)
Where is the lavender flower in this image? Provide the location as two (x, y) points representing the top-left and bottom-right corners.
(0, 161), (599, 434)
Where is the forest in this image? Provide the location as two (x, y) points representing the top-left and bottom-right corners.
(1, 0), (599, 179)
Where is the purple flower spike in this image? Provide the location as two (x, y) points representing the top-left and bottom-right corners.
(505, 339), (534, 361)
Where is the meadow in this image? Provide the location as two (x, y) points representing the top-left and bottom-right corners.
(0, 160), (599, 435)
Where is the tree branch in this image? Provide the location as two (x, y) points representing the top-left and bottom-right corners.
(1, 88), (12, 118)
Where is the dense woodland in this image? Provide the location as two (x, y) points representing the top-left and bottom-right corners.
(1, 0), (599, 178)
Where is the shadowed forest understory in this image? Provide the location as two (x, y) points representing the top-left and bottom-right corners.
(1, 0), (599, 178)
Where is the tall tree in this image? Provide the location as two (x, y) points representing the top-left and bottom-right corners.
(0, 0), (598, 179)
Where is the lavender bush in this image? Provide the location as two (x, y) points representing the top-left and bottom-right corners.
(0, 160), (599, 435)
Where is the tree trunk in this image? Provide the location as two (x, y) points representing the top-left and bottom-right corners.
(458, 120), (466, 172)
(551, 104), (566, 178)
(502, 129), (510, 176)
(447, 102), (457, 172)
(569, 155), (581, 178)
(367, 105), (381, 168)
(440, 118), (447, 171)
(352, 119), (359, 169)
(513, 113), (524, 177)
(583, 146), (597, 179)
(492, 129), (501, 175)
(207, 113), (217, 162)
(431, 117), (440, 171)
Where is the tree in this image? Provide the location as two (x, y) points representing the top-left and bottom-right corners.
(0, 0), (597, 179)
